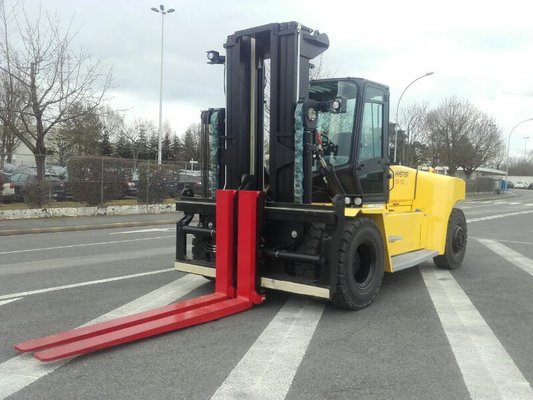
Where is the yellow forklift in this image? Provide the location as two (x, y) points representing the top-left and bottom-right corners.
(16, 22), (466, 361)
(175, 21), (467, 309)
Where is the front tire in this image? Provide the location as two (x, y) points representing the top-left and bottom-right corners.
(331, 218), (384, 310)
(434, 208), (467, 270)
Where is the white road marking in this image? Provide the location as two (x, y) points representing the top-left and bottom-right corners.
(0, 297), (21, 306)
(508, 202), (522, 205)
(467, 209), (533, 223)
(109, 228), (175, 235)
(0, 235), (174, 255)
(420, 265), (533, 400)
(470, 237), (533, 246)
(0, 274), (208, 400)
(211, 297), (324, 400)
(0, 268), (174, 301)
(460, 204), (494, 210)
(477, 238), (533, 277)
(460, 201), (518, 210)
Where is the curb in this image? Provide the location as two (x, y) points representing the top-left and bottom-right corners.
(0, 203), (176, 220)
(465, 192), (516, 201)
(0, 219), (177, 236)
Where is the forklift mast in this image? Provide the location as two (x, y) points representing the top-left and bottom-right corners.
(218, 22), (329, 202)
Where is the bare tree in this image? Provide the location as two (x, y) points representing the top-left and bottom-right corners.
(424, 97), (504, 176)
(309, 54), (335, 80)
(508, 157), (533, 176)
(455, 114), (504, 178)
(0, 2), (21, 168)
(97, 105), (126, 156)
(398, 102), (429, 167)
(98, 105), (126, 142)
(0, 1), (112, 180)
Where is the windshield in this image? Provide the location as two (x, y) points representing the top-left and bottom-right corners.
(309, 80), (357, 167)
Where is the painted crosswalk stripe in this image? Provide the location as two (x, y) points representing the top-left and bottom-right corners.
(467, 209), (533, 223)
(420, 265), (533, 400)
(109, 228), (175, 235)
(0, 298), (21, 307)
(0, 268), (174, 301)
(477, 238), (533, 277)
(211, 297), (325, 400)
(0, 274), (208, 400)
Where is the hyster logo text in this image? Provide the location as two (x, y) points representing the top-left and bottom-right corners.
(394, 170), (409, 185)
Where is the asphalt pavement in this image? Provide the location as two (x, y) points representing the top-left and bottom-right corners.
(1, 189), (533, 399)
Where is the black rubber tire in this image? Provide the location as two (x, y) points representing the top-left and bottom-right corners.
(433, 208), (467, 270)
(293, 224), (326, 279)
(331, 218), (384, 310)
(192, 228), (213, 262)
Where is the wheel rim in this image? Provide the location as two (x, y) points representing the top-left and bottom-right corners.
(353, 242), (375, 288)
(452, 225), (466, 254)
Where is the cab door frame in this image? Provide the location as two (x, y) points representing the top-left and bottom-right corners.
(354, 82), (390, 203)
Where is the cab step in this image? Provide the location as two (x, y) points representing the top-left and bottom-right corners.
(391, 249), (438, 272)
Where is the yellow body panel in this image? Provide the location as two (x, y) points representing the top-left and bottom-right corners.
(339, 165), (465, 273)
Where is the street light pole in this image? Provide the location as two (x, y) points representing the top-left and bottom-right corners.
(524, 136), (530, 158)
(505, 118), (533, 189)
(394, 72), (434, 163)
(151, 4), (175, 165)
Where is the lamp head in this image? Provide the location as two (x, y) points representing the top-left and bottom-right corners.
(206, 50), (225, 65)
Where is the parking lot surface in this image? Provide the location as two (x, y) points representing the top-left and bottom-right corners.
(1, 191), (532, 399)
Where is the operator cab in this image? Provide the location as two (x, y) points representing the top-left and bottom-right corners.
(309, 78), (390, 203)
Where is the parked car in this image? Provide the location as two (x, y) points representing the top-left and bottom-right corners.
(1, 172), (15, 202)
(506, 181), (514, 189)
(528, 183), (533, 190)
(514, 181), (528, 189)
(177, 171), (202, 196)
(126, 170), (139, 197)
(9, 172), (68, 201)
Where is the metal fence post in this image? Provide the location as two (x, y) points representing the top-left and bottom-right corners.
(101, 157), (105, 205)
(146, 160), (150, 204)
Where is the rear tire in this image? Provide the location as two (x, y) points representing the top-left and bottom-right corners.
(434, 208), (467, 270)
(331, 218), (384, 310)
(293, 223), (326, 279)
(192, 223), (213, 262)
(192, 235), (210, 261)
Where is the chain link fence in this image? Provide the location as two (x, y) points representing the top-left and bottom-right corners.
(465, 176), (502, 198)
(1, 154), (506, 207)
(1, 155), (201, 207)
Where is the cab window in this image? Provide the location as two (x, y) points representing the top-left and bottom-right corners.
(359, 88), (384, 162)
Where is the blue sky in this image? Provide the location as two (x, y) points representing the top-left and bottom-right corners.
(13, 0), (533, 157)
